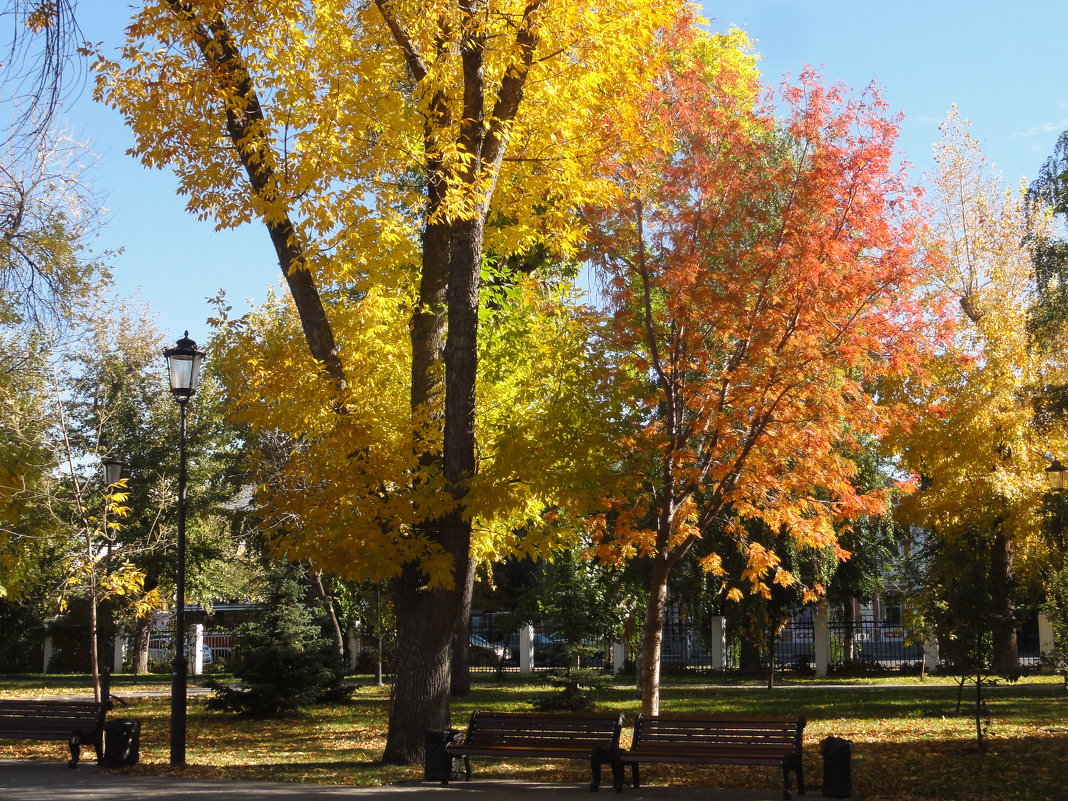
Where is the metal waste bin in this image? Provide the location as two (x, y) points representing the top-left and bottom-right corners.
(820, 735), (852, 798)
(423, 728), (460, 781)
(103, 719), (141, 767)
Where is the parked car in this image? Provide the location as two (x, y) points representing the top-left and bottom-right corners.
(532, 633), (568, 667)
(469, 634), (507, 664)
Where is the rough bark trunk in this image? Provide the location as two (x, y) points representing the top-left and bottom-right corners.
(450, 555), (476, 696)
(739, 600), (765, 677)
(443, 214), (483, 697)
(639, 560), (670, 716)
(381, 145), (452, 759)
(382, 196), (483, 758)
(739, 635), (763, 677)
(990, 530), (1020, 676)
(132, 616), (151, 675)
(383, 564), (457, 762)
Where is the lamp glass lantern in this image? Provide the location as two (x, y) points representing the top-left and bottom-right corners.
(101, 456), (125, 487)
(163, 332), (205, 398)
(1046, 459), (1068, 491)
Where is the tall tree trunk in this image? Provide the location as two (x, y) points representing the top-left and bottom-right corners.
(450, 555), (476, 696)
(738, 599), (765, 678)
(131, 616), (151, 675)
(382, 169), (451, 762)
(384, 241), (479, 748)
(639, 560), (670, 716)
(443, 215), (483, 697)
(87, 571), (101, 703)
(766, 627), (776, 689)
(990, 529), (1020, 676)
(171, 0), (536, 764)
(384, 565), (457, 762)
(739, 635), (763, 677)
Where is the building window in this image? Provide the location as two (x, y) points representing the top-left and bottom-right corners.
(883, 594), (902, 626)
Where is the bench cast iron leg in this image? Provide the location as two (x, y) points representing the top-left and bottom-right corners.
(67, 733), (80, 768)
(631, 762), (640, 789)
(782, 759), (792, 800)
(796, 755), (805, 795)
(440, 750), (452, 786)
(590, 750), (602, 792)
(463, 755), (471, 781)
(611, 756), (624, 793)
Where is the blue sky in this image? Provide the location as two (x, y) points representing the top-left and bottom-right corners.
(67, 1), (1068, 342)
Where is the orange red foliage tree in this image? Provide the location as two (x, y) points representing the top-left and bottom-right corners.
(586, 60), (951, 713)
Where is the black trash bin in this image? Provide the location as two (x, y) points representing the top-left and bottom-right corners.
(423, 729), (460, 781)
(102, 719), (141, 767)
(820, 735), (852, 798)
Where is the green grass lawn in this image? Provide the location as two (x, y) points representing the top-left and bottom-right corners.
(1, 674), (1066, 801)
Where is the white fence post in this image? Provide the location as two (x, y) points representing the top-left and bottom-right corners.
(814, 605), (830, 677)
(923, 636), (940, 674)
(42, 636), (54, 673)
(1039, 613), (1056, 674)
(710, 616), (727, 671)
(191, 623), (205, 675)
(113, 635), (128, 673)
(519, 624), (535, 674)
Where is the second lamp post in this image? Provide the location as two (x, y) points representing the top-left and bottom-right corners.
(163, 331), (205, 768)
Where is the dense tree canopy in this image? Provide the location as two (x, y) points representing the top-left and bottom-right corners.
(586, 46), (951, 712)
(208, 279), (616, 582)
(886, 111), (1067, 673)
(97, 0), (689, 760)
(1026, 129), (1068, 342)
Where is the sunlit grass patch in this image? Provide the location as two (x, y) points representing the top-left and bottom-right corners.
(0, 675), (1064, 800)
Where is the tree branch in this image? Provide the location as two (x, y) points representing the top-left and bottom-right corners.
(163, 0), (345, 387)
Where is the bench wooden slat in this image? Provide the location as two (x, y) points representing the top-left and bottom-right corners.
(0, 699), (110, 767)
(443, 710), (624, 791)
(616, 715), (806, 801)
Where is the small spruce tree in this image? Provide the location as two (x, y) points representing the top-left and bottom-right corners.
(208, 561), (348, 716)
(529, 549), (617, 711)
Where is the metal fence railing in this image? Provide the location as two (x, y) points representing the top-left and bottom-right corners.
(824, 619), (923, 671)
(661, 617), (714, 671)
(467, 617), (609, 672)
(143, 610), (1048, 676)
(468, 615), (519, 673)
(774, 617), (817, 670)
(204, 631), (235, 664)
(147, 629), (235, 668)
(1017, 614), (1043, 669)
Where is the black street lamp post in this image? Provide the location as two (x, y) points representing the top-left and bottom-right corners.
(163, 332), (205, 768)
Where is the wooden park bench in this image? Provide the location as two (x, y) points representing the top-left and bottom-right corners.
(443, 710), (625, 791)
(614, 714), (806, 800)
(0, 699), (110, 767)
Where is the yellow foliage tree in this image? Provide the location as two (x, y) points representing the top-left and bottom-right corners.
(886, 109), (1067, 673)
(95, 0), (711, 758)
(211, 280), (617, 578)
